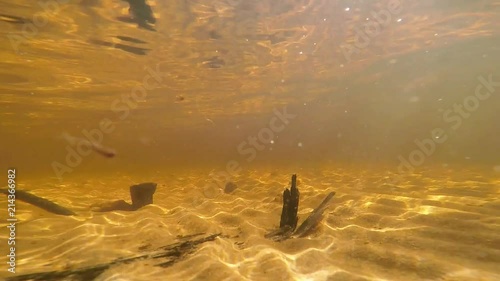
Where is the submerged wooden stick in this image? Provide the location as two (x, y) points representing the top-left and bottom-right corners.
(266, 175), (335, 241)
(0, 188), (76, 216)
(91, 182), (157, 212)
(6, 233), (221, 281)
(279, 174), (300, 230)
(293, 191), (335, 238)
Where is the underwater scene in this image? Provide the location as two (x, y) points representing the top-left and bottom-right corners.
(0, 0), (499, 280)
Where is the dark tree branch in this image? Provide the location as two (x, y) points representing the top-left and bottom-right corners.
(293, 192), (335, 238)
(267, 174), (335, 241)
(279, 174), (300, 230)
(0, 188), (75, 216)
(6, 234), (221, 281)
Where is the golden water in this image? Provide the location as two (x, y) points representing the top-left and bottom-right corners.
(0, 0), (499, 280)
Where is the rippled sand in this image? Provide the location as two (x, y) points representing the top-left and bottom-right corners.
(1, 166), (499, 281)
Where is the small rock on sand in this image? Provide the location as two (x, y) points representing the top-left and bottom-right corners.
(224, 182), (238, 193)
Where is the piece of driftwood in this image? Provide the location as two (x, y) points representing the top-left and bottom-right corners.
(279, 174), (300, 230)
(91, 182), (157, 212)
(0, 188), (76, 216)
(265, 174), (335, 241)
(6, 233), (221, 281)
(292, 191), (335, 238)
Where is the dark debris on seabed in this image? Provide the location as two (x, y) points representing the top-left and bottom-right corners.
(5, 234), (222, 281)
(265, 174), (336, 241)
(3, 174), (335, 280)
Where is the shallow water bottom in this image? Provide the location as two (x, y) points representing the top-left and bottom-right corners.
(1, 166), (499, 281)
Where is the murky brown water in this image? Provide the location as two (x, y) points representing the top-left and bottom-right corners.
(0, 0), (499, 280)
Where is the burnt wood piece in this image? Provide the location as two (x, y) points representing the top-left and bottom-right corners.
(130, 182), (156, 209)
(92, 182), (157, 212)
(266, 175), (335, 241)
(0, 188), (76, 216)
(279, 174), (300, 231)
(293, 192), (335, 238)
(6, 233), (221, 281)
